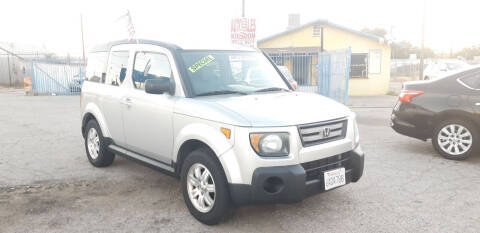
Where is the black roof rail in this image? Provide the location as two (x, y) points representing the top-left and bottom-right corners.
(90, 39), (182, 53)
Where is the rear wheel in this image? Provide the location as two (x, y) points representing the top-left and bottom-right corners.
(180, 148), (233, 225)
(432, 119), (477, 160)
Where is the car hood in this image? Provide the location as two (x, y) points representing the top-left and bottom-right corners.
(177, 92), (352, 127)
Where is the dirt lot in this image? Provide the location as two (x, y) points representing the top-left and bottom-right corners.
(1, 89), (480, 233)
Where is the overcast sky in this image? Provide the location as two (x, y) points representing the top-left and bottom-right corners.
(1, 0), (478, 56)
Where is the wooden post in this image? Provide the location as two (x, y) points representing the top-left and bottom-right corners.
(80, 14), (86, 68)
(242, 0), (245, 17)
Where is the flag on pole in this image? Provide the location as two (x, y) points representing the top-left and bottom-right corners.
(115, 10), (137, 42)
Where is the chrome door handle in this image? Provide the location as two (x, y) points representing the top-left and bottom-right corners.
(475, 102), (480, 106)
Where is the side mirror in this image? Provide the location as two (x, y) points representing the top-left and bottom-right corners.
(145, 77), (175, 95)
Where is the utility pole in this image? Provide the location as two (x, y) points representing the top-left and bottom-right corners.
(419, 0), (426, 80)
(450, 40), (453, 58)
(7, 54), (11, 87)
(80, 14), (86, 68)
(242, 0), (245, 17)
(390, 26), (395, 60)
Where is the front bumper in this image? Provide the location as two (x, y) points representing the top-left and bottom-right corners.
(229, 148), (364, 205)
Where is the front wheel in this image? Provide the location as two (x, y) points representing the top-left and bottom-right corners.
(180, 148), (233, 225)
(84, 120), (115, 167)
(432, 119), (477, 160)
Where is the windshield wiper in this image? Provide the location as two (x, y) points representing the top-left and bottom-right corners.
(253, 87), (291, 93)
(196, 90), (248, 97)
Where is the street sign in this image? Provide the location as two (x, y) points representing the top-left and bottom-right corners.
(231, 18), (256, 48)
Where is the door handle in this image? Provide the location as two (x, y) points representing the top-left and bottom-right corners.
(475, 102), (480, 106)
(121, 97), (132, 106)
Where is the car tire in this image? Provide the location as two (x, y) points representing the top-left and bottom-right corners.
(84, 119), (115, 167)
(180, 148), (233, 225)
(432, 119), (478, 160)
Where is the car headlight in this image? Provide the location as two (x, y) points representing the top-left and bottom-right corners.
(249, 133), (289, 157)
(353, 119), (360, 148)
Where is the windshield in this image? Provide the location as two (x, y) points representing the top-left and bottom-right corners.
(180, 51), (289, 96)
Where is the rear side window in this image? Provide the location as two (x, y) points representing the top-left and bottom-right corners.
(460, 73), (480, 89)
(85, 52), (108, 83)
(106, 51), (130, 86)
(132, 52), (172, 90)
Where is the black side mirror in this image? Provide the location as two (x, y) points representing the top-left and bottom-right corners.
(145, 77), (175, 95)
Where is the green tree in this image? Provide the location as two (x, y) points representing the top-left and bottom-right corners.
(391, 40), (436, 59)
(455, 46), (480, 60)
(361, 28), (387, 38)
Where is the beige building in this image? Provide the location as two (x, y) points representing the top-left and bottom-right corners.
(258, 19), (391, 96)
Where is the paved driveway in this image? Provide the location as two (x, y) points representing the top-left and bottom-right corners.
(1, 89), (480, 232)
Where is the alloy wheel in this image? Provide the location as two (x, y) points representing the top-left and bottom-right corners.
(437, 124), (473, 156)
(87, 128), (100, 160)
(187, 163), (216, 213)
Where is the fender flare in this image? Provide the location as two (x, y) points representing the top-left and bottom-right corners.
(82, 103), (111, 138)
(173, 123), (234, 161)
(173, 123), (236, 180)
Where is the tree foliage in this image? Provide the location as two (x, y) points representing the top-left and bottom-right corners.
(454, 46), (480, 60)
(391, 40), (435, 59)
(361, 28), (387, 38)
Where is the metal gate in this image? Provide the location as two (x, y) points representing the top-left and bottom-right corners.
(318, 48), (351, 104)
(264, 48), (351, 104)
(32, 62), (84, 95)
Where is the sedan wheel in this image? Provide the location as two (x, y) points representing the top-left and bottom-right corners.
(433, 120), (477, 160)
(437, 124), (473, 156)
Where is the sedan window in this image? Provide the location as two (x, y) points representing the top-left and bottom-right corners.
(459, 74), (480, 89)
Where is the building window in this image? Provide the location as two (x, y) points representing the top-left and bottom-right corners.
(368, 50), (382, 74)
(313, 25), (321, 37)
(350, 53), (368, 78)
(459, 73), (480, 89)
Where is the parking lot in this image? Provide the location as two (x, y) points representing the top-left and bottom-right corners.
(1, 88), (480, 233)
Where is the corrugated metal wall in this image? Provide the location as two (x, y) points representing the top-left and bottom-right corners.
(32, 62), (83, 95)
(0, 56), (29, 87)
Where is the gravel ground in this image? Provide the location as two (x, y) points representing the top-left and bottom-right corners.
(1, 89), (480, 233)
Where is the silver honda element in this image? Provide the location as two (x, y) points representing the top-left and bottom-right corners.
(80, 39), (364, 225)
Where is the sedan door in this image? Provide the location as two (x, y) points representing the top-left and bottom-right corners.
(121, 48), (179, 164)
(458, 73), (480, 115)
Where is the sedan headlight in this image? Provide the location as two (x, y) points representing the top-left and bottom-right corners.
(249, 133), (289, 157)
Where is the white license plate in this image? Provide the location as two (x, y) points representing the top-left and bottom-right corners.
(323, 167), (346, 190)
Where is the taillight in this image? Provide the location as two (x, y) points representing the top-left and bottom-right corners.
(398, 90), (424, 103)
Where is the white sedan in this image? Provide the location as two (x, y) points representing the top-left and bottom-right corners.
(423, 60), (470, 80)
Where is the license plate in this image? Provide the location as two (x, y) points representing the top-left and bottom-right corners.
(323, 167), (346, 190)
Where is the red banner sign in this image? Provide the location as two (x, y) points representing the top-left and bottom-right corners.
(231, 18), (256, 47)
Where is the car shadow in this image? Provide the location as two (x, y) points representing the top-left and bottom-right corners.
(387, 139), (480, 164)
